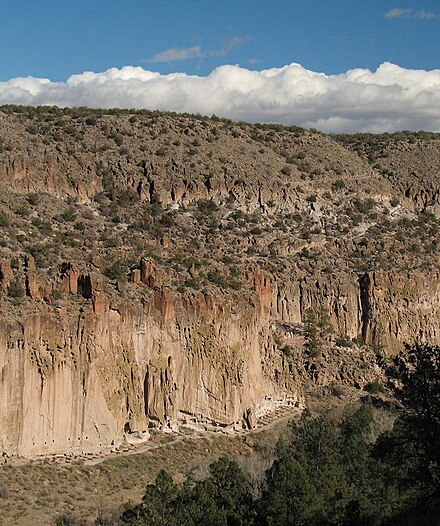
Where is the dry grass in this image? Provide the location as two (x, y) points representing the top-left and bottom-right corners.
(0, 421), (290, 526)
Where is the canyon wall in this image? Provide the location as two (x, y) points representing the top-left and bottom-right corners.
(274, 270), (440, 352)
(0, 274), (296, 458)
(0, 110), (439, 459)
(1, 265), (439, 458)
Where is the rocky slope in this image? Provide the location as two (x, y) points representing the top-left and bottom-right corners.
(0, 106), (439, 458)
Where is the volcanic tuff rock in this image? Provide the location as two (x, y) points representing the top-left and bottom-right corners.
(0, 106), (439, 457)
(0, 279), (294, 457)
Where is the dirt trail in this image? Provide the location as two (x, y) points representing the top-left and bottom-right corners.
(83, 404), (301, 466)
(4, 404), (301, 469)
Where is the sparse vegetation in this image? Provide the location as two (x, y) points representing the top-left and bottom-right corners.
(0, 106), (439, 526)
(0, 210), (10, 227)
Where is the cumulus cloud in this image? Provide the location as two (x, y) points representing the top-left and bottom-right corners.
(1, 62), (440, 133)
(384, 7), (437, 19)
(147, 36), (248, 63)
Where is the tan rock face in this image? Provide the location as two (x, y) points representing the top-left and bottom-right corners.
(140, 258), (162, 288)
(0, 152), (102, 202)
(0, 284), (295, 457)
(358, 271), (440, 352)
(274, 270), (440, 353)
(60, 262), (79, 295)
(1, 266), (439, 457)
(0, 258), (12, 293)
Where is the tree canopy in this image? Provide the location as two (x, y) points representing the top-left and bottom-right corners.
(120, 346), (440, 526)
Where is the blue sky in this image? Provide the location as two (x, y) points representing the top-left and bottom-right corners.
(0, 0), (439, 81)
(0, 1), (439, 132)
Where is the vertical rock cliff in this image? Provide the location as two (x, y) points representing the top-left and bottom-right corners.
(0, 275), (298, 457)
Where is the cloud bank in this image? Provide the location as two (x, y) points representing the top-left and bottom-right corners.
(1, 62), (440, 133)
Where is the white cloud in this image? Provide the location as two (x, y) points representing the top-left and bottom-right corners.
(384, 8), (413, 18)
(1, 62), (440, 133)
(414, 9), (436, 19)
(147, 36), (248, 63)
(148, 46), (205, 63)
(384, 7), (437, 19)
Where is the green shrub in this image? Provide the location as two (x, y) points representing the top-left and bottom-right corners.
(197, 200), (218, 214)
(364, 381), (384, 394)
(8, 280), (24, 298)
(17, 206), (30, 217)
(59, 208), (77, 222)
(332, 179), (346, 191)
(0, 210), (10, 227)
(104, 260), (124, 280)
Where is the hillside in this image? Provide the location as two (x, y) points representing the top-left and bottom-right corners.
(0, 105), (439, 460)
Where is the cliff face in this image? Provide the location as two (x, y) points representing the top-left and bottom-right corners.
(0, 274), (297, 457)
(1, 265), (439, 457)
(0, 151), (102, 202)
(274, 270), (440, 352)
(359, 271), (440, 349)
(0, 107), (439, 458)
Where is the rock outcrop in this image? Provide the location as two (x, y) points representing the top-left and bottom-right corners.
(0, 279), (298, 457)
(0, 107), (439, 459)
(1, 263), (439, 457)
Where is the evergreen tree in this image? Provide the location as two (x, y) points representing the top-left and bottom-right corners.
(374, 345), (440, 522)
(259, 407), (382, 526)
(121, 470), (179, 526)
(121, 458), (255, 526)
